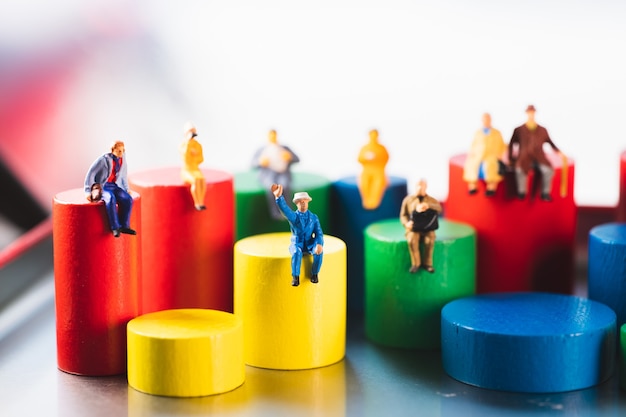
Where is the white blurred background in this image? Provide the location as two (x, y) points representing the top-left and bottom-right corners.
(1, 0), (625, 209)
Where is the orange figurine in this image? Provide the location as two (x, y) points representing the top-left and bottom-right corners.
(179, 122), (207, 210)
(357, 129), (389, 210)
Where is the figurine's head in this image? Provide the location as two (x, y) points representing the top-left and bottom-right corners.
(111, 141), (125, 158)
(525, 105), (536, 122)
(268, 129), (278, 144)
(482, 113), (492, 128)
(293, 191), (312, 212)
(369, 129), (379, 142)
(415, 179), (428, 196)
(184, 122), (198, 140)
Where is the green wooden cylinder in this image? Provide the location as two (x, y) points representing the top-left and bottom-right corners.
(365, 218), (476, 349)
(621, 324), (626, 391)
(234, 170), (330, 241)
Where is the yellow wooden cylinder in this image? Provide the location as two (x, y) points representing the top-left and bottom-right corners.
(127, 309), (244, 397)
(234, 232), (347, 370)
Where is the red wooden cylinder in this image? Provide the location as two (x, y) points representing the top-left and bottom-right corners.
(618, 151), (626, 222)
(129, 167), (234, 314)
(445, 153), (576, 293)
(53, 188), (141, 375)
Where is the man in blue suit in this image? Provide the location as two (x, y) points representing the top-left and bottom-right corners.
(272, 183), (324, 287)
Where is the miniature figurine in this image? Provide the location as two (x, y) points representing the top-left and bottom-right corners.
(509, 105), (565, 202)
(357, 129), (389, 209)
(399, 179), (441, 273)
(272, 183), (324, 287)
(252, 130), (300, 220)
(84, 140), (136, 238)
(462, 113), (507, 196)
(179, 122), (207, 210)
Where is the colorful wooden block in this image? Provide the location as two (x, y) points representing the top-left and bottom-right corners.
(589, 223), (626, 329)
(234, 170), (330, 241)
(446, 153), (576, 293)
(129, 167), (234, 314)
(53, 188), (141, 375)
(329, 176), (407, 312)
(621, 323), (626, 391)
(442, 293), (616, 393)
(127, 309), (244, 397)
(618, 151), (626, 222)
(364, 219), (476, 349)
(234, 232), (346, 370)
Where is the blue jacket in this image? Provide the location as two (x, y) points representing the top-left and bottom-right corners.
(84, 152), (129, 193)
(276, 196), (324, 253)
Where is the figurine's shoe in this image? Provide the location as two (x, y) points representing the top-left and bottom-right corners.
(485, 190), (496, 197)
(120, 227), (137, 235)
(292, 276), (300, 286)
(310, 274), (319, 284)
(112, 229), (121, 238)
(468, 188), (478, 195)
(517, 192), (526, 200)
(409, 265), (419, 273)
(421, 265), (435, 273)
(195, 205), (207, 211)
(540, 193), (553, 202)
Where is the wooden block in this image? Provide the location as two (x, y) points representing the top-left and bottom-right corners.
(127, 309), (244, 397)
(329, 176), (407, 312)
(442, 293), (616, 393)
(234, 170), (330, 241)
(129, 167), (234, 314)
(445, 153), (576, 293)
(621, 324), (626, 391)
(53, 188), (141, 375)
(589, 223), (626, 329)
(234, 232), (346, 370)
(364, 219), (476, 349)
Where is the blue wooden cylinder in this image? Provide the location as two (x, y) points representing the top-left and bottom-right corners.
(441, 293), (616, 393)
(589, 223), (626, 329)
(329, 176), (407, 312)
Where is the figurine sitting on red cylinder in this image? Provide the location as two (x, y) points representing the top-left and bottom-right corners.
(400, 179), (442, 273)
(272, 184), (324, 287)
(84, 140), (136, 238)
(179, 122), (207, 211)
(509, 105), (565, 202)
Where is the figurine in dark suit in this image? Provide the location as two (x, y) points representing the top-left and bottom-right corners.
(272, 184), (324, 287)
(509, 105), (564, 201)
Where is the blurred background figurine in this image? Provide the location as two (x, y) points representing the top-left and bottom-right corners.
(357, 129), (389, 209)
(272, 183), (324, 287)
(84, 140), (136, 238)
(399, 179), (441, 273)
(179, 122), (207, 210)
(252, 130), (300, 220)
(462, 113), (507, 196)
(508, 105), (566, 202)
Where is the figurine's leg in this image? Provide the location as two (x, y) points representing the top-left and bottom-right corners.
(291, 246), (303, 278)
(101, 188), (121, 232)
(422, 231), (436, 273)
(114, 188), (134, 229)
(311, 252), (323, 283)
(192, 177), (207, 209)
(537, 163), (555, 199)
(514, 167), (528, 198)
(406, 232), (421, 273)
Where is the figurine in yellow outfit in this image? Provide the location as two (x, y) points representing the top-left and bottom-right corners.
(179, 122), (207, 210)
(463, 113), (507, 196)
(358, 129), (389, 209)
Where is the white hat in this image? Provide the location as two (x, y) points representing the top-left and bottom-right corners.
(292, 192), (312, 203)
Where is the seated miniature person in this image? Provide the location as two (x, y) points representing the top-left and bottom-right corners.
(463, 113), (507, 196)
(84, 141), (136, 237)
(357, 129), (390, 209)
(509, 105), (565, 202)
(399, 179), (442, 273)
(179, 122), (207, 211)
(252, 130), (300, 220)
(272, 183), (324, 287)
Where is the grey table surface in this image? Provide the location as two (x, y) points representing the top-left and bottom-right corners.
(1, 240), (625, 416)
